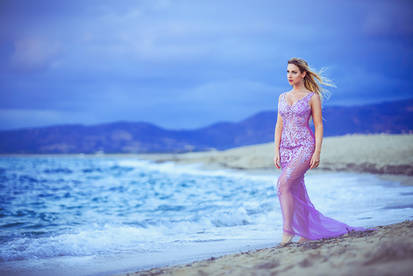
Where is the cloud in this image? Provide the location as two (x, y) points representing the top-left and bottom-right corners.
(179, 79), (277, 104)
(10, 36), (63, 72)
(361, 1), (413, 38)
(0, 108), (77, 130)
(0, 0), (412, 131)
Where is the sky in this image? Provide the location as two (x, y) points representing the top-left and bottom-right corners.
(0, 0), (412, 131)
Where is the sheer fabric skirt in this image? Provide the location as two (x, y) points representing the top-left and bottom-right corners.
(276, 144), (370, 240)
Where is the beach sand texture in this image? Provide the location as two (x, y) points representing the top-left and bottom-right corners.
(114, 220), (413, 276)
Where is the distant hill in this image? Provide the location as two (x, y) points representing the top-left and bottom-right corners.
(0, 97), (412, 154)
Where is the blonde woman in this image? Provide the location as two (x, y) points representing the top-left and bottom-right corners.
(273, 57), (375, 246)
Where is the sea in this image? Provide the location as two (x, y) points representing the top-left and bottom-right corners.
(1, 155), (413, 276)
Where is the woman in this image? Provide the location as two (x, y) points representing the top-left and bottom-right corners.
(273, 57), (374, 246)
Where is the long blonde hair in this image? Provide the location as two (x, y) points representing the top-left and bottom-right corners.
(287, 57), (336, 103)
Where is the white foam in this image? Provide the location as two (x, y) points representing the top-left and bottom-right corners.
(117, 158), (275, 181)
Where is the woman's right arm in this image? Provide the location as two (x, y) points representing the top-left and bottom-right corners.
(274, 95), (283, 155)
(273, 95), (283, 169)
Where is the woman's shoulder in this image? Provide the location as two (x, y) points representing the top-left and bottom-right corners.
(304, 90), (316, 98)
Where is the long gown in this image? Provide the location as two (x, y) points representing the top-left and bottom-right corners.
(276, 91), (376, 240)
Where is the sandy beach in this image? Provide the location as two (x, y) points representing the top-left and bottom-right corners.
(135, 133), (413, 186)
(114, 219), (413, 276)
(109, 133), (413, 276)
(135, 134), (413, 173)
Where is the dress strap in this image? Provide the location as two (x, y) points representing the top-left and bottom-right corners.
(304, 92), (315, 101)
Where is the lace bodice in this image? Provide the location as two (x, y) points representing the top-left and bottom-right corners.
(278, 92), (315, 149)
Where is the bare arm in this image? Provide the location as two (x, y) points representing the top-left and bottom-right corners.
(274, 94), (283, 155)
(310, 93), (323, 155)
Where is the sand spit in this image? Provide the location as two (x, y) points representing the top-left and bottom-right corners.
(135, 134), (413, 186)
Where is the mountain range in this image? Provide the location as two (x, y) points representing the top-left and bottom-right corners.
(0, 97), (412, 154)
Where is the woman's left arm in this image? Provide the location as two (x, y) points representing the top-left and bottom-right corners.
(310, 93), (323, 169)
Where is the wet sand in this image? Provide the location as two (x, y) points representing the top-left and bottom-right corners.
(113, 220), (413, 276)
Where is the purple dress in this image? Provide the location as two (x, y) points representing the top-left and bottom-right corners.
(276, 91), (375, 240)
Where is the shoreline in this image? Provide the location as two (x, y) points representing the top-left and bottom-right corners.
(110, 133), (413, 275)
(2, 134), (412, 185)
(2, 133), (412, 275)
(134, 133), (413, 176)
(2, 134), (412, 171)
(113, 219), (413, 276)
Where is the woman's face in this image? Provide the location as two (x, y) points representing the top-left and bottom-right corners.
(287, 63), (306, 86)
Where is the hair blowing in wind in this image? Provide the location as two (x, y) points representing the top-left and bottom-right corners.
(287, 57), (337, 102)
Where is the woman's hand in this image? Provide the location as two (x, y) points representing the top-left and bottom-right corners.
(310, 151), (320, 169)
(274, 152), (281, 169)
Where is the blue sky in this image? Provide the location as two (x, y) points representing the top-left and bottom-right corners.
(0, 0), (412, 130)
